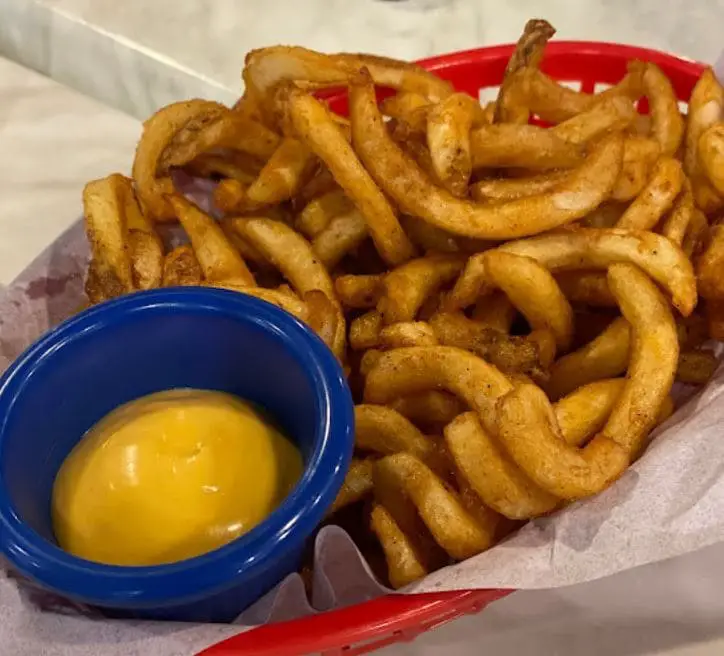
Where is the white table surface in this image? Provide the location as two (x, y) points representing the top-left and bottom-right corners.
(3, 7), (724, 651)
(3, 0), (724, 118)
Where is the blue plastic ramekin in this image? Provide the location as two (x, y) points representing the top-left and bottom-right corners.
(0, 288), (354, 623)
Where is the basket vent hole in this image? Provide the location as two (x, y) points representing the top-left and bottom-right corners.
(679, 100), (689, 114)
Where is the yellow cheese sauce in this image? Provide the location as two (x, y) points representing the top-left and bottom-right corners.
(51, 390), (303, 566)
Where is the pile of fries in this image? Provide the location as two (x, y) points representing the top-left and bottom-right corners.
(82, 18), (724, 589)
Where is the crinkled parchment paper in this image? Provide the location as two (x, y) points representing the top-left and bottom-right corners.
(2, 219), (724, 655)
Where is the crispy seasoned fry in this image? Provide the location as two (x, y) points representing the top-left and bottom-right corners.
(547, 317), (630, 400)
(378, 254), (465, 325)
(683, 208), (708, 259)
(350, 70), (624, 239)
(359, 349), (383, 377)
(296, 189), (353, 238)
(121, 175), (163, 290)
(132, 100), (228, 221)
(379, 322), (439, 348)
(370, 504), (429, 589)
(161, 245), (203, 287)
(303, 290), (343, 358)
(350, 310), (383, 350)
(184, 151), (263, 184)
(696, 223), (724, 300)
(522, 62), (644, 123)
(213, 179), (247, 214)
(168, 194), (255, 285)
(312, 207), (368, 269)
(600, 263), (679, 455)
(289, 89), (415, 265)
(471, 170), (568, 203)
(555, 271), (616, 307)
(330, 458), (375, 514)
(677, 349), (718, 385)
(381, 91), (431, 129)
(470, 124), (583, 170)
(551, 96), (637, 145)
(616, 157), (684, 230)
(400, 216), (471, 254)
(243, 138), (315, 207)
(642, 62), (685, 156)
(661, 178), (694, 246)
(612, 136), (661, 202)
(685, 69), (724, 213)
(429, 312), (543, 375)
(471, 291), (517, 332)
(496, 382), (629, 499)
(483, 251), (574, 351)
(427, 93), (475, 196)
(335, 274), (384, 309)
(205, 280), (309, 320)
(365, 346), (513, 432)
(390, 391), (465, 428)
(493, 18), (555, 124)
(82, 174), (136, 302)
(451, 229), (696, 315)
(444, 412), (559, 519)
(698, 122), (724, 196)
(355, 404), (436, 460)
(375, 453), (494, 560)
(555, 379), (626, 447)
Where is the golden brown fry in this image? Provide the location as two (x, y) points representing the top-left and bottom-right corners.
(161, 112), (280, 171)
(244, 46), (453, 112)
(132, 100), (228, 222)
(683, 208), (708, 259)
(427, 93), (476, 195)
(450, 229), (697, 316)
(522, 63), (644, 124)
(685, 69), (724, 213)
(551, 96), (637, 145)
(350, 309), (383, 350)
(677, 349), (718, 385)
(82, 174), (136, 303)
(184, 151), (263, 184)
(616, 157), (684, 230)
(581, 202), (628, 229)
(365, 346), (513, 432)
(696, 223), (724, 300)
(359, 349), (384, 377)
(335, 274), (384, 309)
(329, 458), (375, 514)
(611, 136), (661, 202)
(369, 503), (429, 589)
(312, 207), (369, 270)
(698, 122), (724, 196)
(390, 391), (465, 428)
(381, 91), (431, 129)
(205, 279), (308, 319)
(379, 322), (439, 348)
(429, 312), (543, 375)
(493, 18), (555, 124)
(378, 254), (465, 325)
(642, 62), (685, 156)
(350, 70), (624, 240)
(355, 404), (436, 461)
(444, 412), (558, 520)
(471, 170), (568, 203)
(470, 124), (583, 170)
(661, 178), (694, 246)
(296, 189), (353, 238)
(471, 291), (517, 332)
(496, 382), (629, 500)
(289, 89), (415, 265)
(243, 138), (315, 207)
(555, 379), (626, 447)
(400, 216), (466, 254)
(213, 179), (247, 214)
(546, 317), (630, 400)
(303, 290), (343, 358)
(483, 251), (574, 351)
(375, 453), (494, 560)
(555, 271), (616, 307)
(600, 263), (679, 455)
(168, 194), (255, 285)
(162, 245), (203, 287)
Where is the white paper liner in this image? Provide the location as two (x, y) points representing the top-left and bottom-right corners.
(3, 218), (724, 654)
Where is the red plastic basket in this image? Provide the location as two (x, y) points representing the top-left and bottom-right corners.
(198, 41), (706, 656)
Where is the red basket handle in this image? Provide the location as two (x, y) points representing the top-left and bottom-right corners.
(198, 589), (512, 656)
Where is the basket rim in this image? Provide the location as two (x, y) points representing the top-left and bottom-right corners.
(198, 40), (707, 656)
